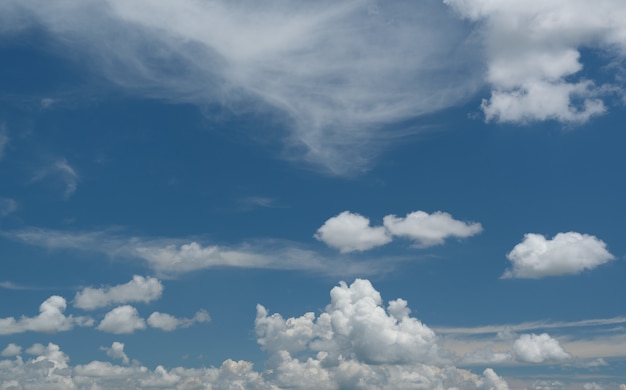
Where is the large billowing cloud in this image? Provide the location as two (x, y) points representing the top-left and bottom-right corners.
(445, 0), (626, 124)
(502, 232), (615, 278)
(0, 279), (510, 389)
(73, 275), (164, 310)
(0, 0), (482, 175)
(314, 211), (392, 253)
(316, 210), (482, 252)
(513, 333), (571, 363)
(0, 296), (93, 335)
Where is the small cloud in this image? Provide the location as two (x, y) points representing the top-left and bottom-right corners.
(147, 309), (210, 331)
(40, 98), (56, 108)
(513, 333), (571, 363)
(0, 125), (9, 161)
(97, 305), (146, 334)
(383, 210), (482, 247)
(100, 341), (130, 364)
(74, 275), (164, 310)
(1, 343), (22, 357)
(314, 211), (391, 253)
(31, 158), (79, 199)
(502, 232), (615, 279)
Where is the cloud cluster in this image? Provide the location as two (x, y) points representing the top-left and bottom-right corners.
(0, 0), (483, 175)
(315, 210), (482, 252)
(0, 279), (511, 389)
(503, 232), (615, 278)
(74, 275), (164, 310)
(445, 0), (626, 123)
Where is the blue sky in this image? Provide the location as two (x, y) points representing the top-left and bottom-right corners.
(0, 0), (625, 388)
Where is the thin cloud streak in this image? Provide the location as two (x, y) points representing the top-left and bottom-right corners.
(2, 227), (405, 278)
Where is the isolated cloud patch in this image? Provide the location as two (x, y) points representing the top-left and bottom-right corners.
(97, 305), (146, 334)
(383, 210), (483, 247)
(0, 296), (93, 335)
(513, 333), (571, 363)
(314, 211), (391, 253)
(445, 0), (626, 124)
(147, 310), (210, 331)
(101, 341), (130, 364)
(503, 232), (615, 278)
(316, 210), (482, 252)
(74, 275), (164, 310)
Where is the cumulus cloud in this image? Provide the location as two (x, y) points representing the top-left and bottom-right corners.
(147, 310), (210, 331)
(314, 211), (391, 253)
(100, 341), (129, 365)
(513, 333), (571, 363)
(0, 0), (483, 175)
(445, 0), (626, 124)
(97, 305), (146, 334)
(0, 295), (93, 335)
(316, 210), (482, 252)
(503, 232), (615, 278)
(383, 210), (483, 247)
(0, 279), (511, 389)
(1, 343), (21, 357)
(73, 275), (164, 310)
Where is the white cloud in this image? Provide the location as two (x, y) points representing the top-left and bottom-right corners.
(383, 210), (483, 247)
(513, 333), (571, 363)
(73, 275), (164, 310)
(31, 158), (79, 199)
(0, 295), (93, 335)
(445, 0), (626, 124)
(147, 310), (210, 331)
(1, 343), (21, 357)
(0, 279), (511, 389)
(0, 198), (16, 217)
(97, 305), (146, 334)
(314, 211), (391, 253)
(503, 232), (615, 278)
(0, 0), (483, 175)
(4, 227), (398, 277)
(100, 341), (129, 365)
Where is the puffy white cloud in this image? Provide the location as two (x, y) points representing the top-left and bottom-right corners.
(513, 333), (571, 363)
(314, 211), (391, 253)
(73, 275), (164, 310)
(1, 343), (21, 357)
(445, 0), (626, 124)
(0, 295), (93, 335)
(383, 210), (483, 247)
(97, 305), (146, 334)
(147, 309), (210, 331)
(0, 0), (483, 175)
(100, 341), (129, 364)
(503, 232), (615, 278)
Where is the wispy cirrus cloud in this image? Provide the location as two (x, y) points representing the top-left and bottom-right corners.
(0, 0), (482, 175)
